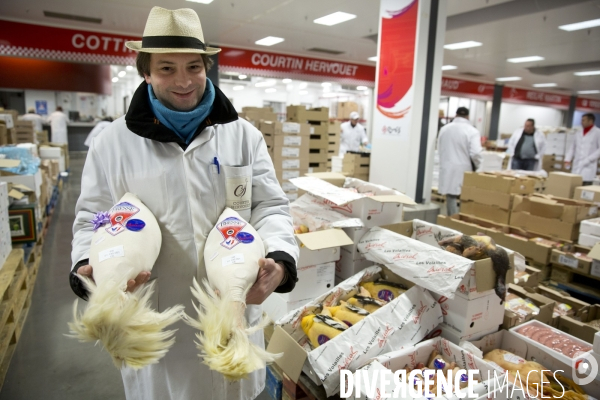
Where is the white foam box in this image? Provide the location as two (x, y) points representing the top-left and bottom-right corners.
(431, 290), (504, 337)
(39, 146), (65, 172)
(341, 226), (370, 260)
(0, 169), (42, 200)
(580, 218), (600, 237)
(334, 247), (374, 282)
(578, 232), (600, 248)
(279, 262), (335, 302)
(295, 229), (353, 268)
(262, 293), (313, 323)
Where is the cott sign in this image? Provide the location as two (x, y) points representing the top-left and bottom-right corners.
(0, 19), (139, 64)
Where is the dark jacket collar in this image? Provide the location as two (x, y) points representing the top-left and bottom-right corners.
(125, 80), (238, 149)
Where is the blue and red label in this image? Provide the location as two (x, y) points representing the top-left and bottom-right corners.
(217, 217), (248, 249)
(106, 201), (140, 236)
(378, 289), (394, 302)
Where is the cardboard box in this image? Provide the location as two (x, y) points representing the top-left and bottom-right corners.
(307, 162), (327, 173)
(342, 152), (370, 167)
(514, 265), (543, 288)
(0, 170), (43, 200)
(6, 128), (16, 144)
(336, 101), (359, 120)
(545, 172), (583, 199)
(308, 148), (328, 164)
(279, 262), (335, 302)
(535, 285), (590, 328)
(558, 305), (600, 343)
(295, 229), (352, 268)
(303, 172), (345, 187)
(262, 293), (314, 323)
(275, 169), (307, 183)
(328, 121), (341, 135)
(272, 156), (309, 171)
(550, 247), (592, 275)
(272, 135), (310, 152)
(461, 200), (512, 225)
(341, 226), (370, 260)
(260, 121), (310, 136)
(0, 114), (14, 128)
(437, 323), (501, 345)
(575, 185), (600, 203)
(308, 133), (328, 149)
(503, 284), (555, 329)
(432, 291), (504, 337)
(579, 232), (600, 248)
(463, 172), (535, 195)
(240, 107), (278, 122)
(461, 186), (513, 210)
(286, 106), (329, 122)
(334, 247), (373, 281)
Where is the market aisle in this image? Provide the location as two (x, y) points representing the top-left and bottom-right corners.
(0, 152), (126, 400)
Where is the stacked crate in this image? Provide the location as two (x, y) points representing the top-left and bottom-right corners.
(238, 106), (278, 127)
(342, 151), (370, 181)
(286, 106), (329, 174)
(14, 120), (35, 144)
(327, 121), (341, 170)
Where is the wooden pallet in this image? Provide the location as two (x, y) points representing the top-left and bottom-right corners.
(550, 264), (600, 304)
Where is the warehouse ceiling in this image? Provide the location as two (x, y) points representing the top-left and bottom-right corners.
(1, 0), (600, 98)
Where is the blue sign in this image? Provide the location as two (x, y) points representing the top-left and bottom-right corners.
(35, 100), (48, 115)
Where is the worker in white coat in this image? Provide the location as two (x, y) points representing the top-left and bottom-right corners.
(340, 111), (368, 155)
(506, 118), (546, 171)
(566, 113), (600, 184)
(70, 7), (299, 400)
(437, 107), (482, 216)
(19, 108), (45, 133)
(46, 106), (70, 144)
(84, 117), (113, 147)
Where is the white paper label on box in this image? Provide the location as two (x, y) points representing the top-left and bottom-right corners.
(310, 126), (315, 134)
(590, 206), (599, 216)
(581, 190), (595, 201)
(222, 253), (244, 267)
(503, 353), (525, 364)
(281, 147), (300, 157)
(282, 159), (300, 169)
(282, 122), (301, 134)
(283, 136), (302, 146)
(281, 182), (296, 192)
(282, 170), (300, 180)
(591, 261), (600, 278)
(307, 168), (314, 173)
(559, 254), (579, 269)
(98, 245), (125, 263)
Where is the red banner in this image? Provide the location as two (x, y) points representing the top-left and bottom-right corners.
(218, 46), (376, 86)
(440, 77), (495, 100)
(502, 86), (571, 109)
(0, 19), (139, 65)
(577, 98), (600, 112)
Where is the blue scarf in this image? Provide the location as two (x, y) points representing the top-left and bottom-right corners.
(147, 78), (215, 144)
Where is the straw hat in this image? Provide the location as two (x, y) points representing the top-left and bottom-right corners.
(126, 7), (221, 55)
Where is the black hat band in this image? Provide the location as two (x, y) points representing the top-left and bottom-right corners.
(142, 36), (207, 50)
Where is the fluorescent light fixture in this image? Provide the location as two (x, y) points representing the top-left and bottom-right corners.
(126, 66), (133, 71)
(496, 76), (522, 82)
(507, 56), (545, 63)
(255, 36), (284, 46)
(232, 85), (244, 91)
(321, 82), (332, 87)
(185, 0), (214, 4)
(356, 85), (368, 90)
(533, 83), (558, 88)
(443, 41), (482, 50)
(118, 71), (126, 78)
(298, 82), (307, 89)
(578, 90), (600, 94)
(238, 74), (247, 79)
(255, 80), (276, 87)
(265, 88), (277, 93)
(559, 18), (600, 31)
(574, 70), (600, 76)
(368, 56), (378, 62)
(313, 12), (356, 26)
(299, 90), (308, 95)
(282, 78), (292, 83)
(441, 65), (457, 71)
(111, 77), (119, 83)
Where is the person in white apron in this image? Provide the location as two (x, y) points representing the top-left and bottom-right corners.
(47, 106), (69, 144)
(70, 7), (299, 400)
(565, 113), (600, 184)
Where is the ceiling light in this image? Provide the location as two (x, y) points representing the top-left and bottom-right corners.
(185, 0), (214, 4)
(444, 41), (482, 50)
(356, 86), (368, 90)
(533, 83), (558, 88)
(559, 18), (600, 31)
(299, 90), (308, 95)
(111, 77), (119, 83)
(118, 71), (126, 78)
(238, 74), (247, 79)
(441, 65), (457, 71)
(298, 82), (307, 89)
(282, 78), (292, 84)
(507, 56), (545, 63)
(578, 90), (600, 94)
(265, 88), (277, 93)
(233, 85), (244, 91)
(126, 66), (133, 71)
(321, 82), (332, 87)
(496, 76), (522, 82)
(313, 12), (356, 26)
(255, 36), (284, 46)
(255, 80), (276, 87)
(368, 56), (378, 62)
(574, 71), (600, 76)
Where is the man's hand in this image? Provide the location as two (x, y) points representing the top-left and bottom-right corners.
(246, 258), (285, 305)
(77, 265), (151, 292)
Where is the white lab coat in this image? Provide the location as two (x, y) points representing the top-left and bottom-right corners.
(339, 121), (368, 155)
(72, 117), (299, 400)
(437, 117), (483, 195)
(19, 113), (44, 133)
(565, 125), (600, 181)
(84, 120), (111, 147)
(506, 128), (547, 171)
(47, 110), (69, 144)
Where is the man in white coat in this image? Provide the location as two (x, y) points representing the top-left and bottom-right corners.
(437, 107), (482, 216)
(340, 111), (368, 155)
(566, 113), (600, 184)
(506, 118), (546, 171)
(46, 106), (69, 144)
(70, 7), (299, 400)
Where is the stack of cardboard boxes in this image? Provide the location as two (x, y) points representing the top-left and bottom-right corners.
(14, 120), (36, 144)
(459, 172), (535, 224)
(542, 130), (576, 173)
(327, 121), (341, 170)
(286, 106), (329, 174)
(545, 172), (582, 198)
(0, 113), (17, 145)
(238, 106), (277, 126)
(336, 101), (360, 119)
(342, 151), (370, 181)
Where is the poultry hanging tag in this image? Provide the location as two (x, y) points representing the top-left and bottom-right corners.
(106, 201), (140, 236)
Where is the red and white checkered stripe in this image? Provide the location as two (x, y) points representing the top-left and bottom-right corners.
(0, 45), (135, 65)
